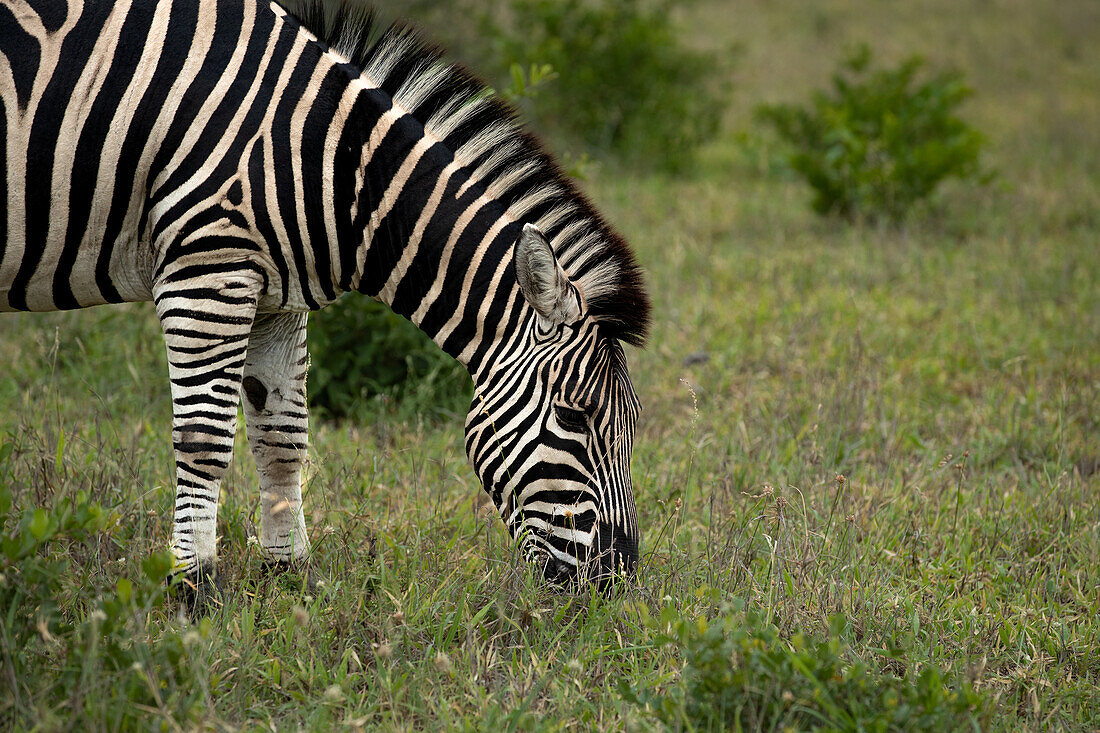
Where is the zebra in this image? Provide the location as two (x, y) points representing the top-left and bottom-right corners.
(0, 0), (651, 610)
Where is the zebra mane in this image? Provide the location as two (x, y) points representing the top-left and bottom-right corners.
(281, 0), (651, 347)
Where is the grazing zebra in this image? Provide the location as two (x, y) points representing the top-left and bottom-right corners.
(0, 0), (651, 609)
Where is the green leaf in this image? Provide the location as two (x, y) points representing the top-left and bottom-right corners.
(143, 550), (174, 584)
(116, 577), (132, 605)
(28, 507), (51, 540)
(510, 62), (525, 94)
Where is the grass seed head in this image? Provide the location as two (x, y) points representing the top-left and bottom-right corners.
(434, 651), (453, 675)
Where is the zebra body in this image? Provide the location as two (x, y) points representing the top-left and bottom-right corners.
(1, 0), (651, 599)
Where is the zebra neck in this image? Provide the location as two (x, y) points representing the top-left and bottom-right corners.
(342, 94), (529, 377)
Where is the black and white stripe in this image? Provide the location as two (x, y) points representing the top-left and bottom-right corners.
(1, 0), (651, 591)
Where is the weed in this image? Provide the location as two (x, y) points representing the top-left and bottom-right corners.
(623, 606), (987, 731)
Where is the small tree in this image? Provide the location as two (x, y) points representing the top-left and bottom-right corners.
(759, 46), (986, 222)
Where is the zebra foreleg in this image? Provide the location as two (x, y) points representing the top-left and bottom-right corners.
(241, 312), (312, 573)
(155, 271), (262, 615)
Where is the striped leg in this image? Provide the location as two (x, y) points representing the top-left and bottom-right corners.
(155, 271), (261, 612)
(240, 312), (311, 566)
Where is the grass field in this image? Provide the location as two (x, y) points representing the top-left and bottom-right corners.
(2, 0), (1098, 729)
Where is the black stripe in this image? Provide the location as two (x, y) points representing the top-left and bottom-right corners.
(404, 189), (499, 333)
(354, 114), (422, 296)
(162, 328), (249, 345)
(170, 344), (250, 371)
(269, 40), (323, 309)
(175, 440), (233, 453)
(156, 237), (263, 283)
(159, 259), (268, 285)
(0, 4), (40, 109)
(299, 64), (349, 301)
(178, 410), (233, 422)
(174, 502), (214, 513)
(466, 290), (525, 376)
(440, 224), (520, 359)
(171, 203), (250, 244)
(11, 0), (114, 310)
(246, 138), (290, 304)
(54, 1), (157, 309)
(141, 0), (247, 239)
(148, 3), (275, 215)
(0, 98), (6, 267)
(334, 88), (386, 290)
(170, 363), (245, 388)
(25, 0), (66, 33)
(94, 0), (201, 304)
(174, 393), (236, 409)
(155, 286), (258, 305)
(388, 172), (472, 319)
(175, 423), (235, 439)
(256, 423), (308, 434)
(160, 306), (253, 325)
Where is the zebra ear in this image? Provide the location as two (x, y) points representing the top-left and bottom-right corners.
(515, 223), (580, 326)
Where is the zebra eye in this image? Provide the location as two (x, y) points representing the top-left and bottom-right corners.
(554, 406), (587, 432)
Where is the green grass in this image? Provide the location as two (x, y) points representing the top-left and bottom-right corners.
(2, 0), (1099, 729)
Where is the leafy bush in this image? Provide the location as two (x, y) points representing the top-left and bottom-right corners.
(0, 438), (211, 727)
(307, 298), (471, 422)
(622, 606), (986, 731)
(493, 0), (728, 172)
(758, 46), (986, 221)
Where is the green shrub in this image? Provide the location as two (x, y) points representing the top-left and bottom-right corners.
(493, 0), (728, 172)
(622, 605), (986, 731)
(758, 46), (986, 221)
(0, 438), (209, 727)
(307, 298), (471, 422)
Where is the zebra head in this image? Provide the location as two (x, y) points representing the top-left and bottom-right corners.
(465, 224), (643, 589)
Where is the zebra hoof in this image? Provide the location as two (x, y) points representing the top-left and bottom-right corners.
(172, 562), (224, 618)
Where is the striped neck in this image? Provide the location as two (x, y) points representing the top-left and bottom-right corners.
(279, 2), (650, 369)
(343, 85), (529, 377)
